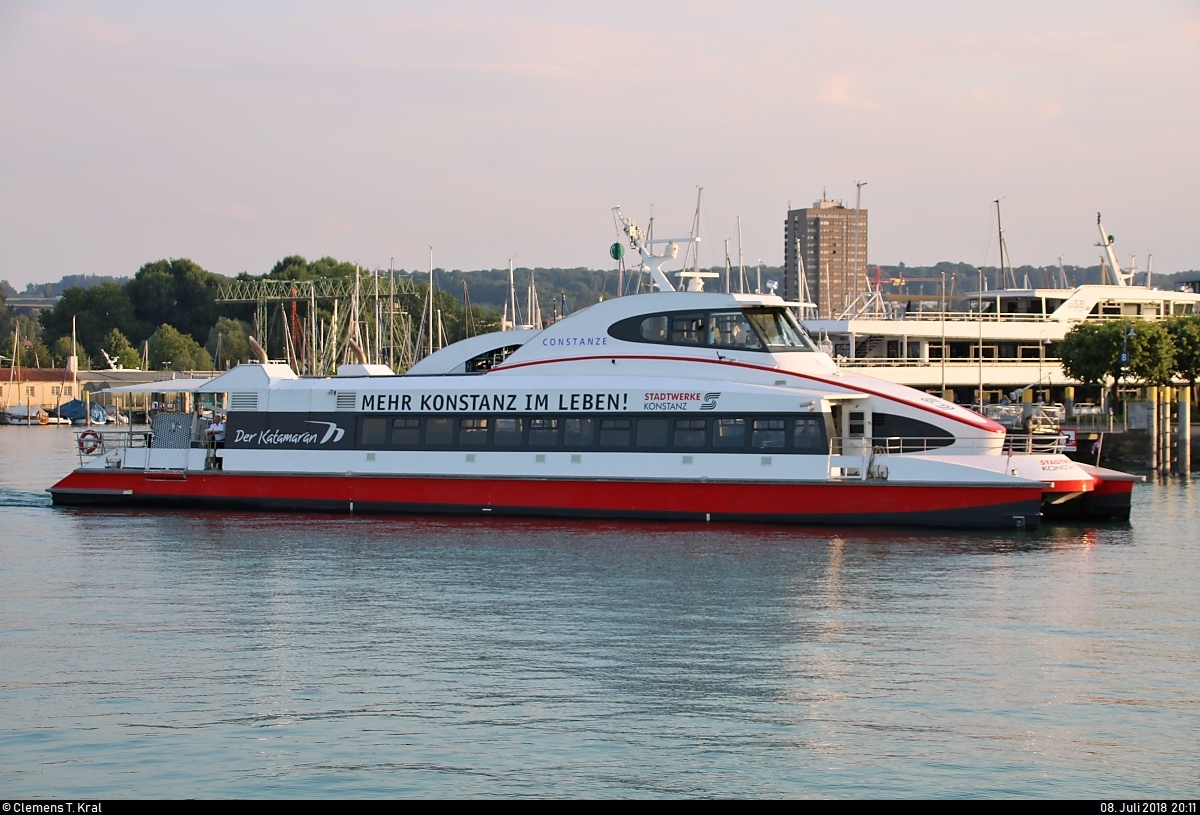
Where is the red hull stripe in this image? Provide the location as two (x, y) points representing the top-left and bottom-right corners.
(52, 470), (1043, 522)
(491, 353), (1004, 433)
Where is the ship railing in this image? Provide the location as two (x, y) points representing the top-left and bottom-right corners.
(848, 434), (1065, 456)
(862, 310), (1059, 323)
(72, 428), (153, 466)
(1002, 434), (1068, 455)
(838, 357), (1063, 368)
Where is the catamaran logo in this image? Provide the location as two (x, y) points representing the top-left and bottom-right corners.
(642, 391), (721, 411)
(308, 421), (346, 443)
(233, 421), (346, 446)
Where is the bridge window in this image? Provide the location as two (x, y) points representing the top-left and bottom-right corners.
(639, 316), (668, 342)
(610, 308), (815, 352)
(670, 313), (706, 345)
(708, 312), (762, 350)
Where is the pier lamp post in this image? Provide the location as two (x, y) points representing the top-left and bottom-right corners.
(1121, 327), (1134, 428)
(1038, 330), (1048, 404)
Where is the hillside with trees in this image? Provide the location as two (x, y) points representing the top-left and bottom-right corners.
(5, 254), (1198, 374)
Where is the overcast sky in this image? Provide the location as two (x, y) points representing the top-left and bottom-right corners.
(1, 0), (1197, 287)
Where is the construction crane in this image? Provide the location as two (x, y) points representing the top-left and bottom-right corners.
(215, 271), (421, 375)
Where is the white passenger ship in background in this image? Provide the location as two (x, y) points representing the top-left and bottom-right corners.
(51, 210), (1138, 530)
(805, 215), (1200, 398)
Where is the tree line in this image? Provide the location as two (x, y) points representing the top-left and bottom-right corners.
(1059, 316), (1200, 404)
(0, 257), (511, 372)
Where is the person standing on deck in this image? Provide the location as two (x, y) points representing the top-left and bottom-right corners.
(207, 414), (226, 449)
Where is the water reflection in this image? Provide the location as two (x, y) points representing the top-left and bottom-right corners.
(2, 429), (1198, 796)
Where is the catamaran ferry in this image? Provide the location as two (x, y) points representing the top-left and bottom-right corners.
(49, 214), (1138, 530)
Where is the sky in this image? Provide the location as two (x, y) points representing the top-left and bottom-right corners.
(1, 0), (1198, 287)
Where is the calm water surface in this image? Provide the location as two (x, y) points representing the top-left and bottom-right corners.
(1, 426), (1197, 798)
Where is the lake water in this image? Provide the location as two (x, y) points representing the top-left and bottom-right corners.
(1, 426), (1197, 798)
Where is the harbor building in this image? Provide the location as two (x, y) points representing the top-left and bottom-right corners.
(784, 196), (868, 319)
(0, 369), (79, 412)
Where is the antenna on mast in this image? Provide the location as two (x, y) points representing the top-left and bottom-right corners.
(612, 205), (709, 292)
(1096, 213), (1131, 286)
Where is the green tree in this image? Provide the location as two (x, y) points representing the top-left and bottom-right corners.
(39, 282), (139, 357)
(22, 338), (52, 368)
(127, 259), (225, 346)
(117, 347), (142, 370)
(1127, 320), (1175, 385)
(148, 324), (215, 371)
(0, 288), (12, 338)
(49, 336), (86, 369)
(103, 328), (132, 355)
(1167, 315), (1200, 386)
(1059, 321), (1124, 394)
(1, 332), (20, 367)
(205, 317), (252, 369)
(266, 255), (360, 281)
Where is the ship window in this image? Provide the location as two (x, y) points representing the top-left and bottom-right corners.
(636, 419), (668, 448)
(708, 312), (762, 350)
(361, 417), (387, 446)
(494, 417), (523, 446)
(459, 417), (489, 444)
(563, 417), (594, 447)
(639, 316), (668, 342)
(847, 412), (866, 436)
(670, 313), (706, 345)
(751, 419), (786, 449)
(466, 344), (523, 373)
(529, 418), (559, 446)
(425, 417), (454, 445)
(392, 418), (420, 446)
(599, 418), (631, 447)
(745, 309), (816, 351)
(871, 413), (953, 452)
(713, 418), (746, 448)
(674, 419), (706, 448)
(792, 417), (825, 453)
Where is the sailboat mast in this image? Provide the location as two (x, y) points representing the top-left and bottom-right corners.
(508, 257), (517, 330)
(427, 247), (435, 358)
(724, 239), (731, 293)
(995, 198), (1014, 289)
(5, 320), (17, 410)
(737, 215), (744, 293)
(853, 181), (867, 301)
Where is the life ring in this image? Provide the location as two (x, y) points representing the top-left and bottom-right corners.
(78, 429), (102, 454)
